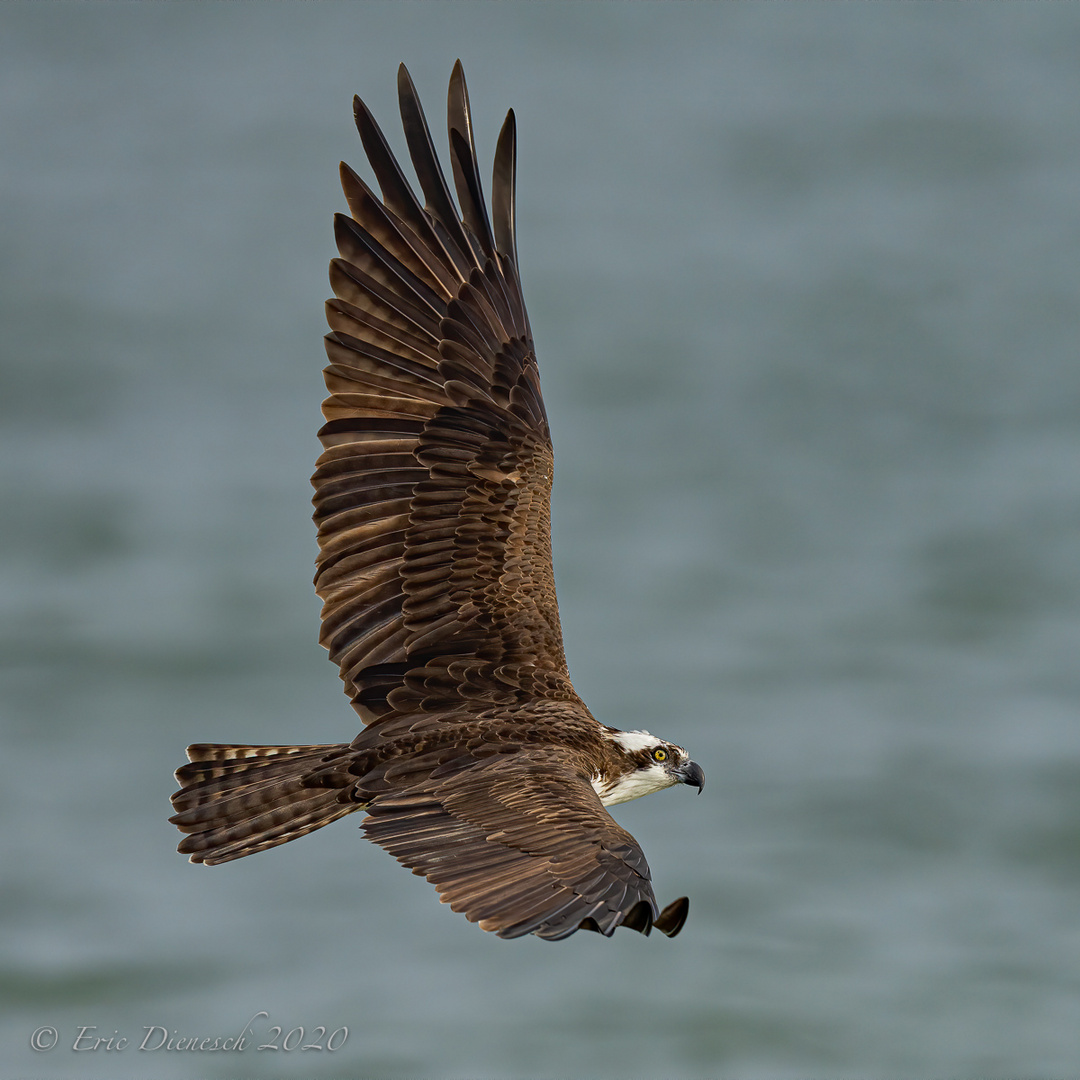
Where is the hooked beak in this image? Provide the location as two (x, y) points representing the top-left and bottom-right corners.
(673, 759), (705, 794)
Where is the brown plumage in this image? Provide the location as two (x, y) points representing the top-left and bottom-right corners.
(170, 62), (703, 941)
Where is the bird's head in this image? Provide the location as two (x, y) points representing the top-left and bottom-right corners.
(594, 728), (705, 807)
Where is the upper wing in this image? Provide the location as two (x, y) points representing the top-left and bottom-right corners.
(359, 750), (689, 939)
(314, 63), (576, 722)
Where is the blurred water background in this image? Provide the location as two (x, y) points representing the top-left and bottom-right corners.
(3, 2), (1080, 1077)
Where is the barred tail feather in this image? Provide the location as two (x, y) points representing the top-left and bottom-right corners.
(170, 743), (357, 864)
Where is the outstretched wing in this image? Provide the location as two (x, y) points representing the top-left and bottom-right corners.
(314, 63), (576, 722)
(360, 749), (689, 939)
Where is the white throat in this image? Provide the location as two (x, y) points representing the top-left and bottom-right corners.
(591, 765), (676, 807)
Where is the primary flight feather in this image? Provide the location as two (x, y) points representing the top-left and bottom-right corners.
(170, 62), (704, 941)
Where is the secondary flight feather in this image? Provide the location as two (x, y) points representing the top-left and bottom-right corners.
(170, 62), (704, 940)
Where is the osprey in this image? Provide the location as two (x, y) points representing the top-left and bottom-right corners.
(170, 62), (704, 941)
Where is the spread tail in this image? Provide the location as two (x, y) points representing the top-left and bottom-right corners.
(169, 743), (356, 864)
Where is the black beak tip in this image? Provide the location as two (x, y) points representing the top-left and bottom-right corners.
(679, 760), (705, 794)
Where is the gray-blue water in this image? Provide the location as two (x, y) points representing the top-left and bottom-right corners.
(3, 3), (1080, 1077)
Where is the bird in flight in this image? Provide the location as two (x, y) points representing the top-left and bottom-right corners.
(170, 62), (704, 940)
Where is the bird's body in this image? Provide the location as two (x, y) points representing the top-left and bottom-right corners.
(171, 62), (703, 941)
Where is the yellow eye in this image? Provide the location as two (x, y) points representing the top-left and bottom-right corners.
(652, 748), (667, 762)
